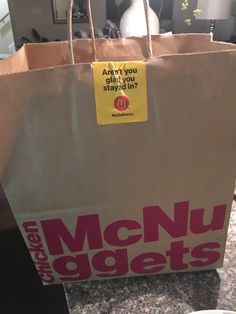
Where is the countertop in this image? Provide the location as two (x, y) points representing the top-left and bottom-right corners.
(66, 201), (236, 314)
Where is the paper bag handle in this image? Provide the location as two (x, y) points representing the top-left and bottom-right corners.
(67, 0), (153, 65)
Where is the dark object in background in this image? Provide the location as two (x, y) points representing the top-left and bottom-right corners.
(18, 28), (60, 49)
(20, 28), (50, 45)
(230, 36), (236, 44)
(106, 0), (174, 24)
(0, 228), (69, 314)
(72, 0), (88, 19)
(94, 29), (106, 39)
(149, 0), (173, 19)
(74, 29), (89, 38)
(107, 0), (131, 24)
(0, 185), (16, 231)
(103, 19), (120, 38)
(74, 29), (105, 39)
(31, 28), (50, 43)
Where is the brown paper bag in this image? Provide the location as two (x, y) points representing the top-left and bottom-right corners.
(0, 1), (236, 285)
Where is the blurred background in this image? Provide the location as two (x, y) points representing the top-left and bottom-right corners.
(1, 0), (236, 56)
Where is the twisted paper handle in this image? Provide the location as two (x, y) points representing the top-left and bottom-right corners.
(67, 0), (153, 64)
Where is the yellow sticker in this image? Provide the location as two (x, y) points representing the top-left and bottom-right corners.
(93, 61), (148, 125)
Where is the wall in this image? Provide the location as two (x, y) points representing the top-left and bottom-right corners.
(150, 0), (173, 20)
(7, 0), (106, 46)
(172, 0), (236, 41)
(0, 0), (15, 54)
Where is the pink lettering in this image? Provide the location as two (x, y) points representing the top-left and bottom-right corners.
(41, 215), (103, 255)
(104, 220), (142, 247)
(53, 254), (91, 281)
(166, 241), (189, 270)
(190, 242), (221, 267)
(23, 221), (38, 233)
(131, 252), (166, 274)
(35, 251), (48, 262)
(92, 249), (129, 278)
(27, 233), (41, 244)
(190, 205), (227, 234)
(39, 273), (55, 284)
(143, 201), (189, 242)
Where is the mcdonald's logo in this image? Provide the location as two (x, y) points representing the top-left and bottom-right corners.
(114, 96), (129, 112)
